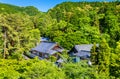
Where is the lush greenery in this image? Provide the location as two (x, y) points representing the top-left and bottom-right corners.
(0, 1), (120, 79)
(0, 58), (107, 79)
(43, 1), (120, 49)
(0, 3), (42, 16)
(0, 58), (65, 79)
(0, 13), (40, 59)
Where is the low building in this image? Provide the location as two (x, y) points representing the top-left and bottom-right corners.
(30, 41), (64, 59)
(69, 44), (99, 59)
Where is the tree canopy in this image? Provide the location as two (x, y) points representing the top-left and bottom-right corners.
(0, 1), (120, 79)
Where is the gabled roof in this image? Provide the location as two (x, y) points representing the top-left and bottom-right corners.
(75, 44), (99, 52)
(73, 44), (99, 58)
(31, 42), (57, 54)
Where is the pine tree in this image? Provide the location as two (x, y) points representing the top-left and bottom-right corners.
(97, 38), (110, 77)
(110, 41), (120, 78)
(90, 43), (98, 65)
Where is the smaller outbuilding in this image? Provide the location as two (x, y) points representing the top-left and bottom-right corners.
(69, 44), (99, 59)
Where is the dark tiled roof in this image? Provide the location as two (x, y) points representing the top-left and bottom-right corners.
(31, 42), (57, 54)
(74, 44), (99, 58)
(75, 44), (99, 52)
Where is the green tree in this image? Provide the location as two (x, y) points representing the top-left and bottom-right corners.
(97, 38), (110, 78)
(90, 43), (98, 65)
(0, 58), (65, 79)
(62, 61), (98, 79)
(0, 13), (40, 59)
(110, 41), (120, 78)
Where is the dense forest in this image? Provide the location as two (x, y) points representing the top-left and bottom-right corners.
(0, 1), (120, 79)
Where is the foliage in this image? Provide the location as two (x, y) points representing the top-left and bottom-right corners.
(0, 58), (65, 79)
(90, 43), (98, 65)
(0, 1), (120, 79)
(45, 1), (120, 49)
(62, 61), (105, 79)
(110, 41), (120, 78)
(97, 39), (110, 77)
(0, 13), (40, 59)
(0, 3), (42, 16)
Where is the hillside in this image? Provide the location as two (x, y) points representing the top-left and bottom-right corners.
(0, 3), (41, 16)
(41, 2), (120, 49)
(48, 2), (120, 22)
(0, 1), (120, 79)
